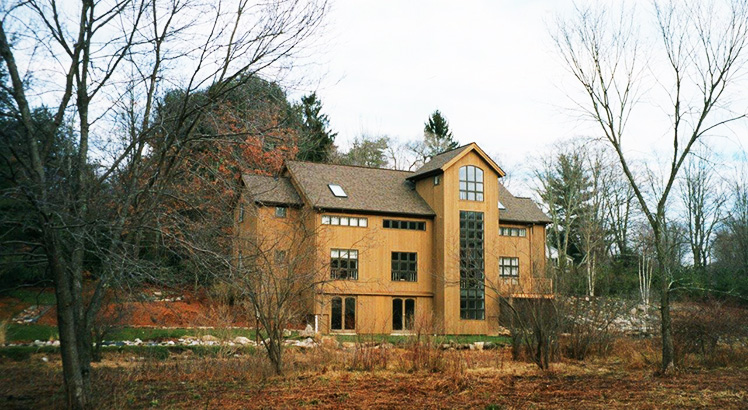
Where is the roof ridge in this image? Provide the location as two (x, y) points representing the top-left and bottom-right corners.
(286, 160), (415, 174)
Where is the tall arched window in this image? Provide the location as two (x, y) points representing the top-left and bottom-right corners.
(459, 165), (484, 201)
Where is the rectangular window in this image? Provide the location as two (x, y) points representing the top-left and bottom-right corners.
(331, 296), (356, 331)
(460, 210), (485, 320)
(275, 206), (287, 218)
(500, 257), (520, 277)
(500, 227), (526, 237)
(434, 175), (440, 185)
(321, 215), (368, 228)
(382, 219), (426, 231)
(330, 249), (358, 280)
(391, 252), (417, 282)
(238, 204), (244, 223)
(392, 298), (415, 331)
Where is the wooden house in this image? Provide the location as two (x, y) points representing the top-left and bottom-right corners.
(235, 143), (552, 335)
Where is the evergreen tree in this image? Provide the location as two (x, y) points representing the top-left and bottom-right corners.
(423, 110), (458, 155)
(297, 92), (336, 162)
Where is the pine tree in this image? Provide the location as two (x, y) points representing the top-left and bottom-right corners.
(297, 92), (337, 162)
(423, 110), (458, 156)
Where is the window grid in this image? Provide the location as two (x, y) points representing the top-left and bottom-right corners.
(500, 227), (526, 237)
(459, 165), (484, 201)
(500, 257), (520, 277)
(460, 211), (485, 320)
(383, 219), (426, 231)
(391, 252), (417, 282)
(330, 249), (358, 280)
(275, 206), (287, 218)
(322, 215), (368, 227)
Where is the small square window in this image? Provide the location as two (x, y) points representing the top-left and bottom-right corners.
(322, 215), (331, 225)
(341, 217), (349, 226)
(331, 216), (340, 225)
(275, 206), (287, 218)
(350, 218), (359, 227)
(360, 218), (368, 227)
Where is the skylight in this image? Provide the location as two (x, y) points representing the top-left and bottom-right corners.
(498, 201), (506, 210)
(328, 184), (347, 198)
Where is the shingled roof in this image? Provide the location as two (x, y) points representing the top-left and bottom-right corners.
(241, 174), (303, 206)
(498, 183), (551, 224)
(285, 161), (435, 217)
(407, 145), (472, 180)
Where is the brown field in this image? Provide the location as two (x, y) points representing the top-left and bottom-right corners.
(2, 343), (746, 410)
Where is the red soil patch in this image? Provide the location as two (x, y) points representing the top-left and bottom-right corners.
(5, 287), (250, 328)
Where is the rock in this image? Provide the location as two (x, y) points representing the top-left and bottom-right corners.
(294, 338), (316, 348)
(41, 356), (48, 362)
(341, 342), (356, 349)
(473, 342), (485, 351)
(134, 338), (143, 346)
(283, 329), (293, 338)
(300, 324), (315, 338)
(234, 336), (252, 345)
(201, 334), (219, 342)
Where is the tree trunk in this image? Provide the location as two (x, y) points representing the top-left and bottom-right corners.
(48, 238), (87, 409)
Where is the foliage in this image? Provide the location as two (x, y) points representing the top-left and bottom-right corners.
(296, 92), (337, 162)
(337, 135), (390, 167)
(423, 110), (458, 155)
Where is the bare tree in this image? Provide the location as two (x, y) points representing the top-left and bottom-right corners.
(553, 0), (748, 372)
(0, 0), (328, 407)
(680, 149), (726, 270)
(231, 205), (323, 375)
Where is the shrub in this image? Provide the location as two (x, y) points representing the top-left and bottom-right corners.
(672, 300), (748, 367)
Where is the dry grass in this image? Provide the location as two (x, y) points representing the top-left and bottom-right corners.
(2, 336), (747, 409)
(0, 320), (7, 346)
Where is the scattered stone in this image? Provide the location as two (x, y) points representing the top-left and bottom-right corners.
(282, 329), (292, 338)
(201, 334), (219, 342)
(41, 356), (48, 362)
(300, 324), (315, 338)
(233, 336), (252, 345)
(473, 342), (485, 351)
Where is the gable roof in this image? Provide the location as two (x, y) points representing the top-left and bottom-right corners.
(498, 183), (551, 224)
(285, 161), (435, 217)
(241, 174), (303, 206)
(407, 142), (506, 181)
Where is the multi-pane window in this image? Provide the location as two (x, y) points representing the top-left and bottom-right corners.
(330, 249), (358, 280)
(383, 219), (426, 231)
(460, 211), (485, 320)
(500, 257), (520, 277)
(275, 206), (287, 218)
(459, 165), (484, 201)
(500, 227), (526, 237)
(391, 252), (417, 282)
(392, 298), (415, 331)
(322, 215), (368, 227)
(331, 296), (356, 331)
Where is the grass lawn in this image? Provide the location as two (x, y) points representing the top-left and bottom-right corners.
(4, 324), (258, 343)
(3, 288), (56, 305)
(333, 333), (511, 345)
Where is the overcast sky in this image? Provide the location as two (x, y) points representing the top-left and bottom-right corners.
(291, 1), (747, 190)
